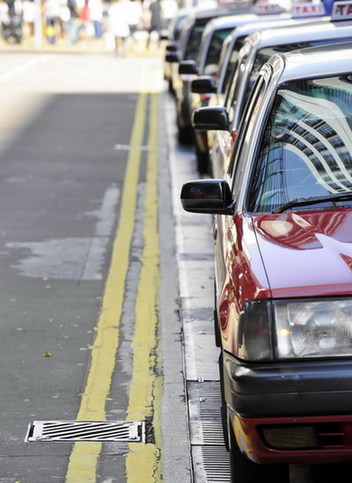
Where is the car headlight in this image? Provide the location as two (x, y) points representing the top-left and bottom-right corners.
(237, 298), (352, 361)
(275, 299), (352, 359)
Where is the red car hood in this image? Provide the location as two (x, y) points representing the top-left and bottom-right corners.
(253, 209), (352, 298)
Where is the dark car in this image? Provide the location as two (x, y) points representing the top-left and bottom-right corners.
(166, 5), (254, 144)
(181, 41), (352, 482)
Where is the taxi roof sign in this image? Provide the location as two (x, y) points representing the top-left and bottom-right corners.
(217, 0), (251, 8)
(252, 2), (285, 13)
(292, 2), (326, 17)
(332, 1), (352, 19)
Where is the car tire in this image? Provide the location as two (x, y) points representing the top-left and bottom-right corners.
(213, 283), (221, 348)
(218, 353), (229, 450)
(177, 120), (193, 145)
(310, 463), (352, 483)
(167, 80), (175, 96)
(229, 425), (290, 483)
(195, 145), (210, 174)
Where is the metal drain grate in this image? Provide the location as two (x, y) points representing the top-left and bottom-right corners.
(192, 445), (231, 482)
(25, 420), (145, 443)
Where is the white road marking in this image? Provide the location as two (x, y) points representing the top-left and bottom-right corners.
(0, 55), (52, 83)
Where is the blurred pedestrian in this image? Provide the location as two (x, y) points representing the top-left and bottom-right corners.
(127, 0), (142, 41)
(78, 0), (96, 37)
(107, 0), (130, 55)
(67, 0), (80, 43)
(22, 0), (35, 37)
(88, 0), (104, 38)
(161, 0), (178, 30)
(44, 0), (63, 43)
(146, 0), (162, 49)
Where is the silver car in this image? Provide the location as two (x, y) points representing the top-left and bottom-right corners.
(190, 13), (322, 173)
(192, 18), (352, 178)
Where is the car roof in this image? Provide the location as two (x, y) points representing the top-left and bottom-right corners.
(269, 41), (352, 84)
(201, 13), (260, 35)
(179, 7), (253, 44)
(246, 18), (352, 48)
(231, 14), (329, 40)
(183, 5), (251, 23)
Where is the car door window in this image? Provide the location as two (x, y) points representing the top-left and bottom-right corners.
(229, 75), (267, 190)
(224, 52), (248, 120)
(220, 37), (245, 94)
(247, 75), (352, 213)
(203, 27), (234, 75)
(184, 19), (209, 60)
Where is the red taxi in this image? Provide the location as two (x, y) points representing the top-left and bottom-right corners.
(181, 41), (352, 482)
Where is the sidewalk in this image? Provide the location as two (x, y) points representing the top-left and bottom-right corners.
(0, 30), (164, 56)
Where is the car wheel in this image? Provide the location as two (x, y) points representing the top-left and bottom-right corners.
(229, 424), (289, 483)
(195, 145), (210, 174)
(218, 353), (229, 450)
(168, 80), (175, 95)
(213, 283), (221, 348)
(310, 463), (352, 483)
(177, 120), (193, 145)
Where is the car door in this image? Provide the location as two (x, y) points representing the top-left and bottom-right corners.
(214, 70), (274, 353)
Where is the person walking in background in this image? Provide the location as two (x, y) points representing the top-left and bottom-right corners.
(146, 0), (162, 49)
(67, 0), (80, 44)
(108, 0), (130, 55)
(88, 0), (104, 38)
(161, 0), (178, 30)
(44, 0), (62, 43)
(22, 0), (36, 37)
(127, 0), (142, 41)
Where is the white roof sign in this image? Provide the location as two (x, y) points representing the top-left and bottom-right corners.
(252, 2), (285, 14)
(332, 1), (352, 19)
(217, 0), (251, 8)
(292, 2), (326, 17)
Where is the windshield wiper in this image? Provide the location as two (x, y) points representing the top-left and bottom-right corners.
(272, 192), (352, 214)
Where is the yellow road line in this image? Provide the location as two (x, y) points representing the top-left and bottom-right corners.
(65, 93), (148, 483)
(126, 93), (162, 482)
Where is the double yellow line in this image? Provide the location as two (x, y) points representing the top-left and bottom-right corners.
(65, 92), (161, 482)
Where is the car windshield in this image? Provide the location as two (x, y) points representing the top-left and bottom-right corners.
(247, 75), (352, 213)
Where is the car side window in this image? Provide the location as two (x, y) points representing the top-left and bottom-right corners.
(185, 21), (208, 60)
(221, 37), (245, 95)
(224, 53), (248, 119)
(204, 28), (234, 75)
(247, 75), (352, 213)
(229, 75), (267, 191)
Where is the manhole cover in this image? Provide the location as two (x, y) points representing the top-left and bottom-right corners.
(25, 420), (145, 443)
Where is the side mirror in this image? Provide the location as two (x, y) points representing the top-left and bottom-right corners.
(180, 179), (235, 215)
(191, 76), (217, 94)
(179, 60), (198, 75)
(193, 107), (230, 131)
(165, 52), (179, 63)
(166, 42), (177, 52)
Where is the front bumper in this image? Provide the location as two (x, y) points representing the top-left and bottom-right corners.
(223, 351), (352, 463)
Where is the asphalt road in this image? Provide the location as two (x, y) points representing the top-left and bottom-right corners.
(0, 51), (193, 483)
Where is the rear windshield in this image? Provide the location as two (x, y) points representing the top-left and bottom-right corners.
(247, 75), (352, 213)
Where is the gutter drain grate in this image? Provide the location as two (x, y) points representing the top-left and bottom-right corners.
(25, 420), (145, 443)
